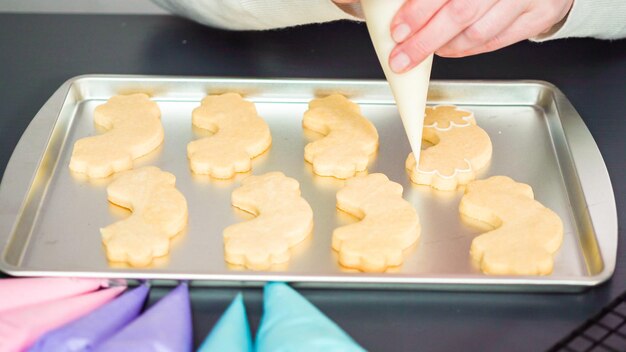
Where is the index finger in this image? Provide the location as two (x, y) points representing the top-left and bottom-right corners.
(390, 0), (500, 72)
(391, 0), (450, 42)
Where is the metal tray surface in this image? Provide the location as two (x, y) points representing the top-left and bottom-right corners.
(0, 75), (617, 291)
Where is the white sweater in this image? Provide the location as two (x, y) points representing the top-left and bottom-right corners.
(152, 0), (626, 40)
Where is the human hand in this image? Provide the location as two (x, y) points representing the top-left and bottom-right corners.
(389, 0), (574, 73)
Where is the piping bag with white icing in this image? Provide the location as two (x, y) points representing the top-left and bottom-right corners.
(361, 0), (434, 164)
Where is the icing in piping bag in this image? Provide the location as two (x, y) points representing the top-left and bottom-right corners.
(197, 293), (252, 352)
(0, 278), (109, 313)
(0, 286), (125, 352)
(94, 283), (192, 352)
(362, 0), (434, 164)
(29, 284), (149, 352)
(256, 282), (365, 352)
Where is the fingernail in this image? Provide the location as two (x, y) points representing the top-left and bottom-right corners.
(392, 23), (411, 42)
(390, 52), (411, 72)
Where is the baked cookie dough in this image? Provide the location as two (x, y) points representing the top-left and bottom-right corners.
(406, 105), (492, 190)
(69, 94), (164, 178)
(460, 176), (564, 275)
(187, 93), (272, 178)
(224, 172), (313, 270)
(101, 166), (188, 267)
(303, 94), (379, 179)
(333, 173), (420, 272)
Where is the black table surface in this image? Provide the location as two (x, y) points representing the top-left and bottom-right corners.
(0, 14), (624, 351)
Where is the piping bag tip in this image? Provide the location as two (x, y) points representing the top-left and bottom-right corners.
(362, 0), (433, 164)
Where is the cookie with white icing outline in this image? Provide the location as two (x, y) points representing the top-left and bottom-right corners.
(188, 93), (272, 178)
(332, 173), (420, 272)
(460, 176), (563, 275)
(303, 94), (379, 179)
(406, 105), (492, 190)
(224, 172), (313, 270)
(69, 94), (164, 178)
(101, 166), (188, 267)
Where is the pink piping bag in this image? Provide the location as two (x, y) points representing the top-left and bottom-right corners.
(0, 278), (109, 313)
(29, 284), (149, 352)
(95, 283), (192, 352)
(0, 286), (125, 352)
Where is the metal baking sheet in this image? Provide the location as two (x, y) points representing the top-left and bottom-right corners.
(0, 75), (617, 291)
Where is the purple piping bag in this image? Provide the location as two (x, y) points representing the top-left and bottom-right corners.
(94, 283), (192, 352)
(29, 284), (149, 352)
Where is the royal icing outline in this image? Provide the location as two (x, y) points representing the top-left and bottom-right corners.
(419, 106), (477, 180)
(406, 105), (492, 190)
(415, 157), (473, 179)
(423, 105), (475, 131)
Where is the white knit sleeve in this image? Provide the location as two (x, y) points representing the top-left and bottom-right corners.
(533, 0), (626, 41)
(151, 0), (361, 30)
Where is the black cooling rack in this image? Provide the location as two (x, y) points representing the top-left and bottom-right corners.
(550, 292), (626, 351)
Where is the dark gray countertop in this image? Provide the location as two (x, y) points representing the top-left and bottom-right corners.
(0, 14), (624, 351)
